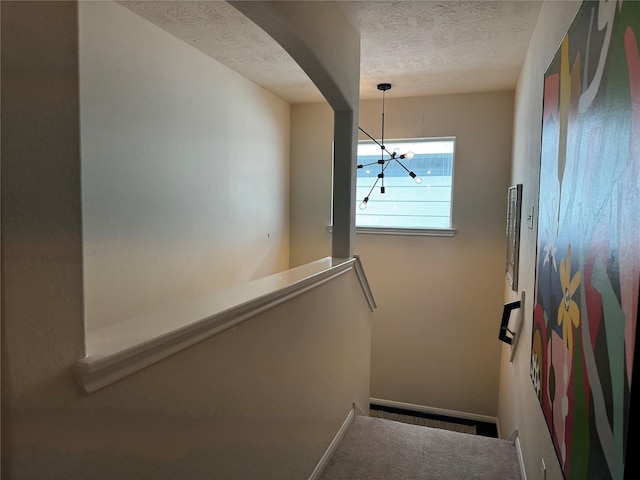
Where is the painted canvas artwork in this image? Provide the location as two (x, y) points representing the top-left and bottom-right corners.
(530, 1), (639, 478)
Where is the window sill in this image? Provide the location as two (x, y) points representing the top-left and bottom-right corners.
(76, 256), (375, 394)
(327, 225), (456, 237)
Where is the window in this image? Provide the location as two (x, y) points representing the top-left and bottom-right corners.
(356, 137), (455, 232)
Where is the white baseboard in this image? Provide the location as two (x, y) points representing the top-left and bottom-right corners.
(511, 431), (528, 480)
(369, 397), (498, 425)
(308, 405), (356, 480)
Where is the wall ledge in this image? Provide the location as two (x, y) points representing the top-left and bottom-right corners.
(77, 256), (374, 393)
(327, 225), (456, 237)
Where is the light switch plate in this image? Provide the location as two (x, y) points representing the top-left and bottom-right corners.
(528, 205), (535, 229)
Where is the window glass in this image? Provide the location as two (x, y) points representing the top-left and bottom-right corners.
(356, 138), (455, 229)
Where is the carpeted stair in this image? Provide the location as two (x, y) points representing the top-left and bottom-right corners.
(319, 415), (522, 480)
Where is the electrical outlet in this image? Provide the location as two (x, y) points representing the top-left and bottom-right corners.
(541, 458), (547, 480)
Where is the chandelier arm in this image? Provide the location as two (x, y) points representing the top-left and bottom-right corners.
(394, 158), (412, 174)
(364, 177), (380, 200)
(358, 126), (381, 145)
(394, 158), (422, 184)
(358, 126), (395, 159)
(358, 160), (384, 168)
(381, 158), (392, 173)
(362, 159), (392, 201)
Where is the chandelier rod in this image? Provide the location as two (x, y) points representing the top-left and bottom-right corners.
(380, 85), (387, 153)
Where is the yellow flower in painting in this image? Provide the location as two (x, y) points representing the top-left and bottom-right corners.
(557, 244), (581, 354)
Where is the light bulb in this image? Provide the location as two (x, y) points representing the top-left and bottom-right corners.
(393, 148), (400, 157)
(414, 175), (423, 184)
(403, 151), (414, 160)
(359, 197), (369, 210)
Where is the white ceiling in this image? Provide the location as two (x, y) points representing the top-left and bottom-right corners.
(121, 1), (543, 104)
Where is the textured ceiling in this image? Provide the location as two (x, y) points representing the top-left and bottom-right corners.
(121, 1), (543, 104)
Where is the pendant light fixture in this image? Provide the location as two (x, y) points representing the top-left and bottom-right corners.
(357, 83), (422, 210)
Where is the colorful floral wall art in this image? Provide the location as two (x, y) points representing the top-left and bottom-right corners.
(530, 1), (639, 478)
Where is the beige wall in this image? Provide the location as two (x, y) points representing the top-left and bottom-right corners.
(79, 1), (291, 331)
(232, 1), (360, 260)
(291, 91), (514, 416)
(1, 2), (372, 478)
(5, 266), (371, 480)
(496, 2), (581, 480)
(290, 102), (334, 266)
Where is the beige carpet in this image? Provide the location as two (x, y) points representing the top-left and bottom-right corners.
(319, 416), (521, 480)
(369, 409), (477, 434)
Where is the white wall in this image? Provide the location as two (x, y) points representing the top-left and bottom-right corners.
(496, 2), (581, 480)
(79, 1), (291, 331)
(291, 91), (514, 417)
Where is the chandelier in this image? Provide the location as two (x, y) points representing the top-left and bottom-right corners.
(357, 83), (422, 210)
